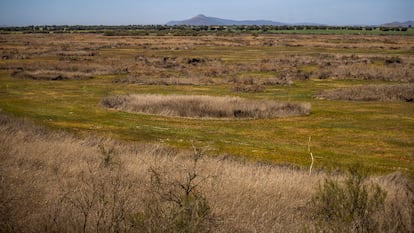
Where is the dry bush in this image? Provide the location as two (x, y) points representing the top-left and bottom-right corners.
(317, 84), (414, 102)
(11, 70), (93, 80)
(233, 84), (266, 93)
(114, 75), (218, 86)
(317, 63), (414, 82)
(376, 172), (414, 233)
(115, 74), (291, 87)
(310, 165), (387, 232)
(101, 94), (311, 119)
(0, 113), (413, 232)
(132, 147), (217, 233)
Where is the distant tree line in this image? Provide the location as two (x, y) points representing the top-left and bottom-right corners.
(0, 24), (410, 35)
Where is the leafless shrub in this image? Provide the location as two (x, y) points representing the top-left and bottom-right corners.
(317, 84), (414, 102)
(132, 147), (217, 233)
(48, 158), (137, 233)
(101, 94), (311, 119)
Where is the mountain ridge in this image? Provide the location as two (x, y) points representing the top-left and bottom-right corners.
(167, 14), (413, 27)
(382, 21), (414, 27)
(167, 14), (287, 26)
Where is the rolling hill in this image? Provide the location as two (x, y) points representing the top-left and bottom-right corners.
(382, 20), (414, 27)
(166, 14), (286, 26)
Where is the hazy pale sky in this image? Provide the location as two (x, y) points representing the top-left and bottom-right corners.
(0, 0), (413, 26)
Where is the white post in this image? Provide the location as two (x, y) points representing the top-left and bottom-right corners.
(308, 136), (314, 175)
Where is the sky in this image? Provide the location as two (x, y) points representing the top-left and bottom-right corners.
(0, 0), (413, 26)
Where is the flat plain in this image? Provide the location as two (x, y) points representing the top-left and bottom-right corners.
(1, 32), (414, 232)
(1, 33), (413, 174)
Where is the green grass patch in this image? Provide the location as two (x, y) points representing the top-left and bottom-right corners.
(0, 69), (413, 176)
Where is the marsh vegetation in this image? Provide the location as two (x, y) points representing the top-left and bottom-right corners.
(102, 94), (311, 119)
(0, 31), (413, 232)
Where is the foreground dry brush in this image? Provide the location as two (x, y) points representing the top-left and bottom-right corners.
(1, 112), (413, 232)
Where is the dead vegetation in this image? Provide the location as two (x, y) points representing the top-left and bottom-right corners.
(11, 70), (93, 80)
(2, 34), (413, 86)
(101, 94), (311, 119)
(0, 113), (413, 233)
(317, 84), (414, 102)
(1, 32), (414, 232)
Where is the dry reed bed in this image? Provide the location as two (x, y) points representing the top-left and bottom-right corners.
(1, 113), (413, 232)
(101, 94), (311, 119)
(11, 70), (93, 80)
(317, 84), (414, 102)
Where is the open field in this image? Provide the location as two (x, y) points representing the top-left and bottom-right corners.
(0, 33), (413, 177)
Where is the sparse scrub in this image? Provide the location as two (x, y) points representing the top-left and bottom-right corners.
(377, 172), (414, 232)
(317, 84), (414, 102)
(0, 113), (413, 233)
(233, 83), (266, 92)
(12, 70), (93, 80)
(310, 165), (387, 232)
(101, 94), (311, 119)
(1, 32), (414, 233)
(133, 147), (217, 233)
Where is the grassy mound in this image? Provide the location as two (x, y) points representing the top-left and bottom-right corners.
(317, 84), (414, 102)
(102, 94), (311, 119)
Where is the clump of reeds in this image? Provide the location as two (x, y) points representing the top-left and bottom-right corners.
(101, 94), (311, 119)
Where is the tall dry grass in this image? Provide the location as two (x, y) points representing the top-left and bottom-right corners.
(11, 70), (93, 80)
(1, 112), (413, 232)
(101, 94), (311, 119)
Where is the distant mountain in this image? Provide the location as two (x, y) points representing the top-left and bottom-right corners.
(166, 14), (286, 26)
(382, 21), (414, 27)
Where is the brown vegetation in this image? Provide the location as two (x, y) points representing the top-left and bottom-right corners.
(1, 32), (414, 232)
(1, 113), (413, 232)
(11, 70), (93, 80)
(317, 84), (414, 102)
(101, 94), (311, 119)
(2, 34), (413, 85)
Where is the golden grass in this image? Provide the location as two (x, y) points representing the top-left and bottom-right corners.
(101, 94), (311, 119)
(1, 113), (413, 232)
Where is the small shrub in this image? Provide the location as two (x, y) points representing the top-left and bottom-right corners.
(384, 56), (402, 65)
(132, 147), (217, 233)
(310, 164), (387, 233)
